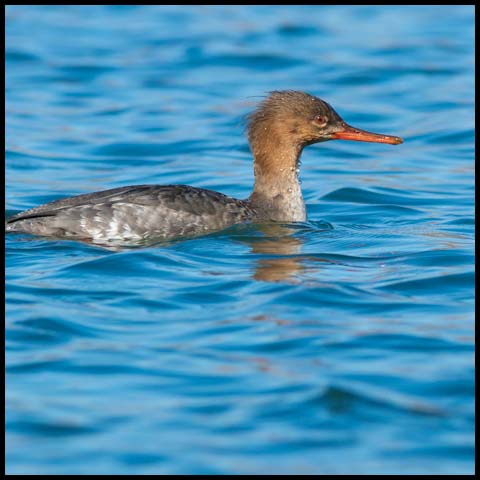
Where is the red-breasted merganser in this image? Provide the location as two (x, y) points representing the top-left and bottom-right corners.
(6, 91), (403, 245)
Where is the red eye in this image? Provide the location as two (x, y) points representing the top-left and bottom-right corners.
(313, 115), (328, 127)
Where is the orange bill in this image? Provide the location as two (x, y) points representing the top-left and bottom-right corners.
(332, 123), (403, 145)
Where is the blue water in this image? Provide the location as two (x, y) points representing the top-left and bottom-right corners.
(5, 5), (475, 475)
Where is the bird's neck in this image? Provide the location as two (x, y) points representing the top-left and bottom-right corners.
(249, 140), (306, 222)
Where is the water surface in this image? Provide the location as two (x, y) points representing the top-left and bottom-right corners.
(5, 5), (475, 475)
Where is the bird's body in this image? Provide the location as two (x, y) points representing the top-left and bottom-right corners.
(6, 185), (257, 242)
(6, 91), (402, 246)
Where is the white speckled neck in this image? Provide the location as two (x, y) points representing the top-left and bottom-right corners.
(250, 165), (306, 222)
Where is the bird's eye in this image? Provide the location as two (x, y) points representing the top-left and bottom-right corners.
(313, 115), (328, 127)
